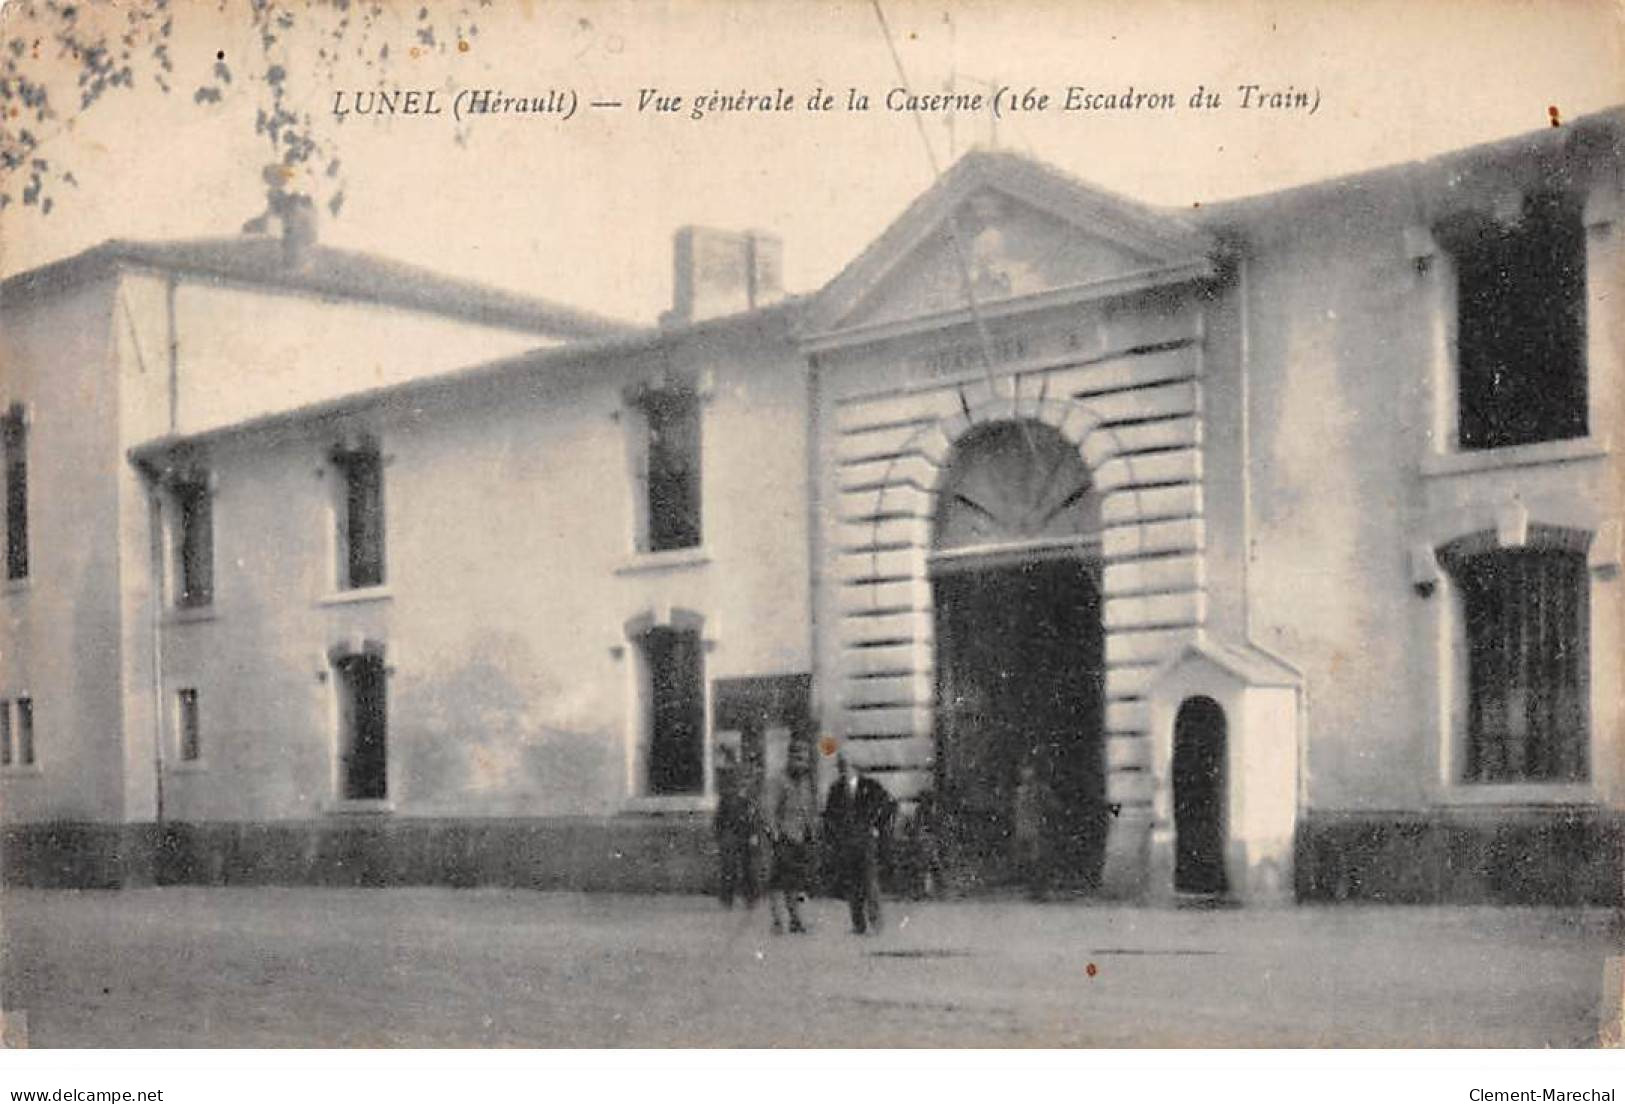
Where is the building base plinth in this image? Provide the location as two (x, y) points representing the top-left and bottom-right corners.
(1295, 809), (1624, 906)
(3, 816), (718, 893)
(1098, 809), (1152, 900)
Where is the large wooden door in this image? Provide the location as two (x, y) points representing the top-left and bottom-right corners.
(932, 558), (1105, 890)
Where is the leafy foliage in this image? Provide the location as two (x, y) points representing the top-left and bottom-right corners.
(0, 0), (486, 223)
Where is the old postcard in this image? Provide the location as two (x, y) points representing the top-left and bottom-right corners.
(0, 0), (1622, 1076)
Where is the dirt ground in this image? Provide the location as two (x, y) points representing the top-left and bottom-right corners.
(1, 886), (1617, 1047)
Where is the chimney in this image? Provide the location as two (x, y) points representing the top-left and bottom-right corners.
(666, 226), (783, 325)
(280, 194), (318, 268)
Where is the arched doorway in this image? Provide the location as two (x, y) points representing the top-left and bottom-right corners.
(929, 420), (1106, 891)
(1172, 696), (1227, 895)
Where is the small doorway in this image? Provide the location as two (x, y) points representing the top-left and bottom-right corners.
(1172, 696), (1227, 894)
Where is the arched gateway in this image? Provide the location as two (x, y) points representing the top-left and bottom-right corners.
(812, 154), (1223, 898)
(826, 340), (1213, 894)
(930, 420), (1108, 890)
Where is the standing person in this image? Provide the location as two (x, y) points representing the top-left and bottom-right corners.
(904, 788), (944, 900)
(822, 755), (895, 935)
(767, 740), (817, 935)
(1011, 758), (1052, 901)
(713, 747), (764, 909)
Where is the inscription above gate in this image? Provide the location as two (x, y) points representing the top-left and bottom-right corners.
(906, 324), (1117, 385)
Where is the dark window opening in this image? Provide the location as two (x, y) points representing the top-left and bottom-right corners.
(642, 388), (701, 552)
(336, 652), (387, 800)
(15, 696), (33, 767)
(1451, 547), (1588, 783)
(177, 688), (201, 762)
(333, 444), (385, 589)
(1, 700), (10, 767)
(174, 481), (213, 608)
(646, 626), (704, 795)
(1449, 191), (1587, 451)
(4, 405), (27, 581)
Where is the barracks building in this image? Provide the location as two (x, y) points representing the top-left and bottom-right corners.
(2, 109), (1621, 904)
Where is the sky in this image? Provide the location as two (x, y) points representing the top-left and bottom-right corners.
(1, 0), (1621, 323)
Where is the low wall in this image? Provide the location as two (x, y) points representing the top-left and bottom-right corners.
(2, 816), (718, 893)
(1295, 808), (1624, 906)
(1, 822), (163, 889)
(9, 810), (1621, 904)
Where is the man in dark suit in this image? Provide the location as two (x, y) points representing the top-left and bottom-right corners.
(822, 755), (896, 935)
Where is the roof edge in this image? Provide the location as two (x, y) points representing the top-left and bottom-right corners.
(1196, 104), (1625, 227)
(124, 295), (804, 460)
(2, 237), (635, 339)
(1150, 632), (1305, 690)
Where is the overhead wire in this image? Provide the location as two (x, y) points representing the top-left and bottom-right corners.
(867, 0), (1038, 463)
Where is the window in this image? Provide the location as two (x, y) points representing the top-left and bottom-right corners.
(644, 626), (705, 795)
(334, 648), (387, 800)
(4, 404), (26, 581)
(176, 688), (201, 763)
(1444, 190), (1587, 451)
(332, 441), (385, 589)
(173, 479), (214, 608)
(640, 387), (701, 552)
(1444, 544), (1589, 783)
(14, 696), (33, 767)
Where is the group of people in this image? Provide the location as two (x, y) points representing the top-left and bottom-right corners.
(717, 741), (1071, 926)
(713, 743), (896, 935)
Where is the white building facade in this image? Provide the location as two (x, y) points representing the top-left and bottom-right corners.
(4, 111), (1621, 903)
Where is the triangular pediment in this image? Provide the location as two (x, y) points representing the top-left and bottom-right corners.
(806, 151), (1218, 341)
(1151, 634), (1304, 692)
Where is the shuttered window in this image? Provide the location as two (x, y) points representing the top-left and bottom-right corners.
(1448, 191), (1587, 451)
(1450, 547), (1588, 783)
(4, 405), (26, 582)
(645, 626), (704, 795)
(15, 697), (33, 767)
(174, 480), (214, 608)
(332, 443), (385, 590)
(336, 651), (387, 800)
(643, 388), (701, 553)
(176, 688), (201, 763)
